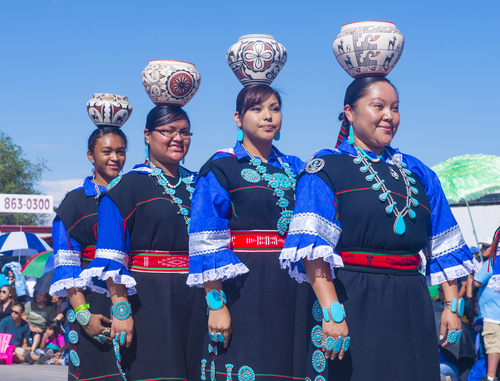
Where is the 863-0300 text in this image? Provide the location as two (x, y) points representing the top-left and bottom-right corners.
(0, 194), (53, 213)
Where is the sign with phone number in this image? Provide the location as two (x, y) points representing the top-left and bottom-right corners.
(0, 194), (53, 214)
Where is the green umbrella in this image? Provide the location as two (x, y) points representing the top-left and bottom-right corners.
(431, 154), (500, 258)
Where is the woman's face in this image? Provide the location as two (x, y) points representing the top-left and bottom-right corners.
(345, 82), (400, 154)
(234, 94), (282, 144)
(87, 134), (126, 184)
(144, 119), (191, 167)
(0, 287), (10, 301)
(7, 270), (14, 278)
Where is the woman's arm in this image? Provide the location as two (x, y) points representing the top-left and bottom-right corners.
(204, 280), (231, 349)
(440, 280), (462, 347)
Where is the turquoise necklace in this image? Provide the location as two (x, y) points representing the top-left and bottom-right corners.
(352, 146), (419, 236)
(147, 161), (195, 231)
(240, 145), (297, 235)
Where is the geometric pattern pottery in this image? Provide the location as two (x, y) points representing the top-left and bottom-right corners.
(333, 21), (404, 78)
(141, 60), (201, 107)
(226, 34), (287, 86)
(86, 93), (133, 129)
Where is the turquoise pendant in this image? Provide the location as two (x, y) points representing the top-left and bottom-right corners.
(366, 173), (376, 181)
(386, 204), (394, 214)
(403, 168), (411, 175)
(407, 176), (416, 184)
(353, 157), (362, 164)
(394, 213), (406, 235)
(411, 197), (418, 207)
(379, 192), (389, 201)
(372, 182), (381, 190)
(409, 209), (416, 219)
(360, 165), (370, 172)
(410, 186), (419, 195)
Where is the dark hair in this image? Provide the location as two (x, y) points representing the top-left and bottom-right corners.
(236, 84), (282, 116)
(12, 301), (24, 313)
(1, 285), (17, 303)
(145, 106), (190, 134)
(45, 320), (61, 335)
(338, 77), (398, 121)
(88, 127), (128, 153)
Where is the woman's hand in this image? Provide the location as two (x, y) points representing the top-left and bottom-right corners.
(439, 308), (462, 347)
(82, 314), (112, 344)
(322, 320), (349, 360)
(208, 306), (231, 349)
(111, 315), (134, 348)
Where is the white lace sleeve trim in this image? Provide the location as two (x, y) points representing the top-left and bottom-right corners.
(424, 225), (467, 259)
(427, 259), (479, 286)
(189, 230), (231, 257)
(95, 249), (130, 267)
(488, 275), (500, 293)
(287, 213), (341, 247)
(186, 263), (249, 287)
(49, 278), (87, 296)
(280, 244), (344, 268)
(80, 267), (137, 290)
(54, 250), (81, 267)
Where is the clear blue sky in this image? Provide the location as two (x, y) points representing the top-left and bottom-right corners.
(1, 0), (498, 202)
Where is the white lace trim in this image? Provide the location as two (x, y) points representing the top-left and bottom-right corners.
(287, 213), (341, 247)
(80, 267), (137, 290)
(186, 263), (249, 287)
(280, 244), (344, 267)
(95, 249), (130, 267)
(488, 275), (500, 293)
(189, 230), (231, 256)
(427, 259), (478, 286)
(49, 278), (87, 296)
(54, 250), (81, 267)
(424, 225), (467, 259)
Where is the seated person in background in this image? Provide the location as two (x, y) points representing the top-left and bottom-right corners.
(22, 292), (61, 353)
(474, 241), (500, 381)
(35, 320), (65, 364)
(0, 285), (17, 322)
(0, 302), (31, 363)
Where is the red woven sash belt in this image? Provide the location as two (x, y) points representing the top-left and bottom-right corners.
(339, 251), (421, 271)
(129, 251), (189, 273)
(82, 246), (96, 263)
(231, 230), (286, 252)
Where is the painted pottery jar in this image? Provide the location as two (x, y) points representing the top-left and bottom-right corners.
(141, 60), (201, 107)
(226, 34), (287, 86)
(86, 93), (133, 128)
(333, 21), (404, 78)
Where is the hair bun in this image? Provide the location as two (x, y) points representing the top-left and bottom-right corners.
(338, 112), (346, 121)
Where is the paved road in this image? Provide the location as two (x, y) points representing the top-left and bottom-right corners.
(0, 363), (67, 381)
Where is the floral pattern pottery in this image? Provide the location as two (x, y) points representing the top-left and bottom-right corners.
(333, 21), (405, 78)
(86, 93), (133, 128)
(141, 60), (201, 107)
(226, 34), (287, 86)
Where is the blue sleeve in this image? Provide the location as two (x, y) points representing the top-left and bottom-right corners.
(187, 170), (249, 287)
(79, 195), (136, 295)
(279, 171), (343, 283)
(23, 323), (30, 339)
(405, 155), (478, 285)
(475, 263), (492, 285)
(49, 217), (85, 297)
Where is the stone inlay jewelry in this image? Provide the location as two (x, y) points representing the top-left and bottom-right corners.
(311, 325), (323, 348)
(447, 330), (462, 345)
(240, 146), (297, 235)
(211, 361), (216, 381)
(323, 336), (335, 351)
(70, 350), (80, 367)
(226, 364), (234, 381)
(206, 289), (227, 311)
(312, 350), (326, 373)
(334, 336), (343, 353)
(67, 309), (76, 323)
(312, 300), (323, 322)
(208, 344), (218, 356)
(315, 376), (326, 381)
(201, 359), (207, 381)
(76, 310), (91, 326)
(148, 161), (194, 231)
(216, 333), (225, 342)
(113, 301), (132, 320)
(113, 336), (127, 381)
(209, 332), (218, 342)
(342, 336), (351, 352)
(68, 330), (78, 344)
(353, 146), (418, 236)
(238, 365), (255, 381)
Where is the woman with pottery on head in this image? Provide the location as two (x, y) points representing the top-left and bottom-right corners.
(80, 60), (205, 381)
(0, 285), (17, 322)
(188, 36), (311, 380)
(280, 46), (477, 381)
(49, 93), (129, 381)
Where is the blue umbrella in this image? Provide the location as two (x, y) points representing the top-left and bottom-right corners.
(0, 231), (52, 257)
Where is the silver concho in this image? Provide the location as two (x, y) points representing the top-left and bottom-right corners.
(305, 158), (325, 174)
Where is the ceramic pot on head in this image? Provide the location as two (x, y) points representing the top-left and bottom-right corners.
(87, 93), (133, 128)
(226, 34), (287, 86)
(141, 60), (201, 107)
(333, 21), (404, 78)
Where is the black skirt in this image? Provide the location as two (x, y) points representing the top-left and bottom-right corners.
(121, 272), (206, 381)
(68, 290), (121, 381)
(326, 267), (440, 381)
(200, 251), (313, 381)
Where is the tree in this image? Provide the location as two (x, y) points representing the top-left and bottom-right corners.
(0, 132), (49, 225)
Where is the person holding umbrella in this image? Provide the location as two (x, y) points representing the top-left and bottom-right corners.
(49, 94), (130, 381)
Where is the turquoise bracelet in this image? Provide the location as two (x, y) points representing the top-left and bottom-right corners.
(206, 290), (227, 311)
(446, 298), (464, 317)
(322, 301), (346, 323)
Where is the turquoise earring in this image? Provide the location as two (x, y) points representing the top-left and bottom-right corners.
(91, 161), (94, 174)
(274, 132), (281, 141)
(237, 129), (244, 142)
(145, 145), (150, 163)
(348, 125), (354, 145)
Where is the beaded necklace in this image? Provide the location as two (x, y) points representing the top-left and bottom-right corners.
(240, 145), (297, 235)
(147, 161), (195, 231)
(352, 145), (419, 236)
